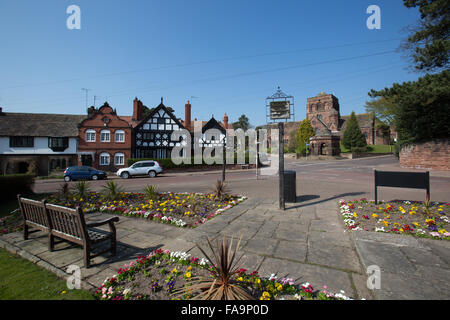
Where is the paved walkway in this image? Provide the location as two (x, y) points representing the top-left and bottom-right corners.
(1, 196), (449, 299)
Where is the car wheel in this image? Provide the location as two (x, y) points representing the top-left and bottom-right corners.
(121, 172), (130, 179)
(91, 175), (98, 181)
(148, 170), (156, 178)
(64, 176), (71, 182)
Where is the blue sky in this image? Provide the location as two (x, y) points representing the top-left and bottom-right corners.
(0, 0), (422, 126)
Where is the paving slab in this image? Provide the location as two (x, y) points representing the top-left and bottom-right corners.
(243, 237), (279, 256)
(274, 227), (308, 242)
(272, 240), (307, 263)
(307, 243), (362, 273)
(355, 240), (417, 275)
(374, 271), (445, 300)
(308, 230), (353, 248)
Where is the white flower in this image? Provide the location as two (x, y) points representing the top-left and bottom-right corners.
(269, 273), (277, 281)
(123, 288), (131, 296)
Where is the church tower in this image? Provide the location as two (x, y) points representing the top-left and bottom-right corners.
(306, 92), (340, 133)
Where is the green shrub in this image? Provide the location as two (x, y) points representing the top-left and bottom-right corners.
(0, 174), (35, 199)
(102, 181), (124, 201)
(127, 153), (252, 168)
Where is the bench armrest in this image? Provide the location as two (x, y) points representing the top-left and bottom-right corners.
(86, 216), (119, 229)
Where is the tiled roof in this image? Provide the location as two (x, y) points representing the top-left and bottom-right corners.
(339, 113), (385, 130)
(0, 112), (86, 137)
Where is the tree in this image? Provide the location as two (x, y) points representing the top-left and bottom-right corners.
(288, 129), (299, 153)
(142, 105), (175, 118)
(364, 96), (398, 126)
(296, 119), (315, 155)
(232, 114), (251, 131)
(342, 112), (367, 152)
(401, 0), (450, 72)
(369, 70), (450, 144)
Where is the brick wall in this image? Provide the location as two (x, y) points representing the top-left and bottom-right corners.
(400, 139), (450, 171)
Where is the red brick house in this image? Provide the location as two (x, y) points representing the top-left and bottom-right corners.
(77, 102), (133, 171)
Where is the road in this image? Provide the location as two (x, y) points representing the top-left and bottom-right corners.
(33, 155), (450, 203)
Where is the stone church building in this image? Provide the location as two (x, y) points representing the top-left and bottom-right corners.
(264, 92), (394, 156)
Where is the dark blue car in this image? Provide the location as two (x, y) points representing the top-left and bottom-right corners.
(63, 166), (107, 182)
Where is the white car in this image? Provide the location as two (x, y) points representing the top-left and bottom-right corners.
(116, 160), (163, 179)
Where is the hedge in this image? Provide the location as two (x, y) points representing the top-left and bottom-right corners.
(0, 174), (35, 199)
(127, 154), (252, 168)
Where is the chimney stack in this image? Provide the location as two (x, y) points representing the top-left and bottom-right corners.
(185, 100), (191, 131)
(223, 113), (229, 129)
(87, 106), (96, 117)
(132, 97), (143, 121)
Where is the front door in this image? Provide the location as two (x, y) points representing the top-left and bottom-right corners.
(81, 155), (93, 167)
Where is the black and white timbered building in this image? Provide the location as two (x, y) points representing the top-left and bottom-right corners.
(133, 101), (188, 159)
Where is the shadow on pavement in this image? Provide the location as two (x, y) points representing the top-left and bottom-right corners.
(285, 192), (366, 210)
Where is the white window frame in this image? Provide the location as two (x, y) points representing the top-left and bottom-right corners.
(99, 152), (110, 166)
(86, 129), (96, 142)
(100, 130), (110, 142)
(115, 130), (125, 143)
(114, 153), (125, 166)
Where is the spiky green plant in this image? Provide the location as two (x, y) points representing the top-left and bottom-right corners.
(188, 194), (200, 214)
(59, 182), (71, 202)
(74, 180), (90, 199)
(143, 185), (159, 201)
(102, 181), (124, 201)
(423, 195), (433, 216)
(211, 180), (230, 201)
(172, 236), (255, 300)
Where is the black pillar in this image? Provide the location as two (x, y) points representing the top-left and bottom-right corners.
(279, 122), (285, 210)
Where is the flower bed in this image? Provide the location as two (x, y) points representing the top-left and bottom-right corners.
(94, 248), (354, 300)
(0, 209), (23, 235)
(46, 192), (246, 228)
(340, 198), (450, 240)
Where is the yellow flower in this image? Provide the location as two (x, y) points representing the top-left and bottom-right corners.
(187, 266), (192, 271)
(383, 221), (389, 227)
(237, 277), (243, 282)
(409, 211), (416, 215)
(412, 222), (420, 227)
(276, 283), (283, 291)
(372, 213), (378, 219)
(259, 291), (271, 300)
(184, 272), (191, 278)
(438, 229), (447, 234)
(255, 278), (261, 285)
(61, 291), (67, 294)
(353, 212), (358, 218)
(171, 268), (178, 274)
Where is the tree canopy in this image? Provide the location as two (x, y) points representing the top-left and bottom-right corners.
(342, 112), (367, 152)
(295, 119), (315, 154)
(401, 0), (450, 72)
(369, 70), (450, 144)
(364, 96), (398, 126)
(232, 114), (251, 131)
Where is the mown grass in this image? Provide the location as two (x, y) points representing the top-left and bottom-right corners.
(0, 249), (94, 300)
(340, 144), (393, 154)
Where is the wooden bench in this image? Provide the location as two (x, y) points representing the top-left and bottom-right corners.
(17, 195), (51, 247)
(17, 195), (119, 268)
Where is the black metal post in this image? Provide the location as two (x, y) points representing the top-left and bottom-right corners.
(222, 142), (226, 182)
(279, 122), (285, 210)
